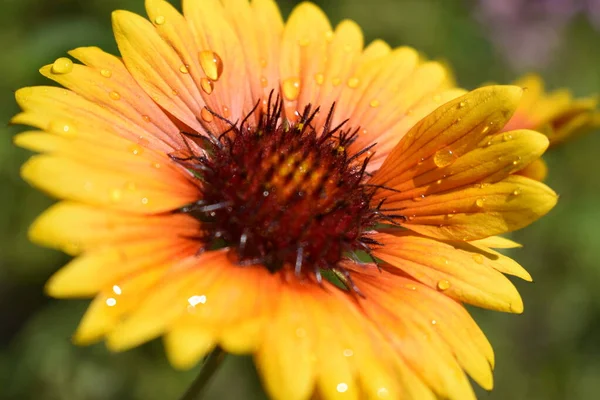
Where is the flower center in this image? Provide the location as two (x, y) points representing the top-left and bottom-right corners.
(174, 97), (381, 279)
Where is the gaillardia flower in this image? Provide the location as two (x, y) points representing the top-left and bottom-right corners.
(13, 1), (558, 399)
(504, 74), (600, 181)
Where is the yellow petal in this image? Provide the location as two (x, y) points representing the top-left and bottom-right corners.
(397, 175), (558, 241)
(372, 232), (525, 313)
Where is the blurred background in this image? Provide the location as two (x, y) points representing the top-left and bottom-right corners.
(1, 0), (599, 399)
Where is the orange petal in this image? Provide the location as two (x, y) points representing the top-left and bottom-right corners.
(391, 175), (557, 241)
(43, 47), (183, 151)
(112, 9), (205, 131)
(371, 232), (525, 312)
(28, 201), (199, 254)
(371, 85), (524, 189)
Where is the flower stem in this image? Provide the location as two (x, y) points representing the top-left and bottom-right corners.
(179, 347), (227, 400)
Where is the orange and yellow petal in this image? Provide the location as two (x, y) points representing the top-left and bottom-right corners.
(504, 73), (600, 146)
(370, 85), (558, 240)
(371, 231), (529, 312)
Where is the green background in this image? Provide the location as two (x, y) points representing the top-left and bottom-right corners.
(1, 0), (599, 399)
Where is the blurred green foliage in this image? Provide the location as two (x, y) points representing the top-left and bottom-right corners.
(1, 0), (599, 399)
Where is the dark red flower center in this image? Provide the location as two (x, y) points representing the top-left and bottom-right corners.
(173, 96), (383, 283)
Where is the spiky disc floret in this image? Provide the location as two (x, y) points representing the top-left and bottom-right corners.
(174, 96), (383, 280)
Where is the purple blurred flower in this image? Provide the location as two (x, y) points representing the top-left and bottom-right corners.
(476, 0), (600, 71)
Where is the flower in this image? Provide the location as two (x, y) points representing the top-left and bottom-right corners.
(502, 74), (600, 181)
(13, 1), (558, 399)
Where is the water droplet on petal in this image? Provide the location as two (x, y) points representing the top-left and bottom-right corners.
(343, 348), (354, 357)
(128, 144), (143, 156)
(141, 197), (149, 205)
(179, 64), (189, 74)
(436, 179), (443, 185)
(110, 188), (122, 202)
(512, 156), (521, 166)
(259, 58), (267, 68)
(200, 77), (214, 94)
(100, 69), (112, 78)
(106, 298), (117, 307)
(458, 101), (466, 108)
(512, 188), (521, 196)
(282, 77), (301, 101)
(503, 133), (513, 141)
(48, 121), (76, 137)
(481, 126), (490, 134)
(472, 254), (484, 264)
(475, 198), (485, 208)
(433, 149), (456, 168)
(369, 99), (380, 108)
(336, 383), (348, 393)
(431, 319), (437, 325)
(51, 57), (73, 74)
(109, 91), (121, 100)
(141, 115), (151, 123)
(377, 387), (390, 398)
(154, 15), (165, 25)
(314, 73), (324, 85)
(201, 107), (214, 122)
(437, 279), (451, 291)
(222, 106), (230, 118)
(198, 50), (224, 81)
(260, 76), (268, 88)
(347, 77), (359, 88)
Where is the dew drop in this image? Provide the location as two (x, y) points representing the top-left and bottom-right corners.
(201, 106), (214, 122)
(369, 99), (380, 108)
(332, 77), (341, 86)
(171, 89), (178, 96)
(153, 162), (161, 169)
(109, 91), (121, 100)
(437, 279), (451, 291)
(51, 57), (73, 74)
(512, 188), (522, 196)
(472, 254), (484, 264)
(475, 198), (485, 208)
(343, 348), (354, 357)
(198, 50), (224, 81)
(314, 73), (324, 85)
(458, 101), (466, 109)
(106, 298), (117, 307)
(481, 126), (490, 134)
(222, 105), (230, 118)
(141, 197), (149, 205)
(413, 194), (426, 202)
(260, 76), (268, 88)
(503, 133), (513, 141)
(431, 319), (437, 325)
(154, 15), (165, 25)
(347, 77), (360, 88)
(433, 149), (456, 168)
(141, 115), (151, 123)
(336, 383), (349, 393)
(377, 387), (390, 398)
(128, 144), (143, 156)
(200, 77), (214, 94)
(259, 58), (268, 68)
(48, 121), (76, 137)
(436, 179), (443, 185)
(110, 188), (122, 202)
(512, 156), (521, 166)
(100, 69), (112, 78)
(282, 77), (301, 101)
(179, 64), (189, 74)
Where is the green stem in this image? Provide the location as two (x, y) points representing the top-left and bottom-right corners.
(179, 347), (227, 400)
